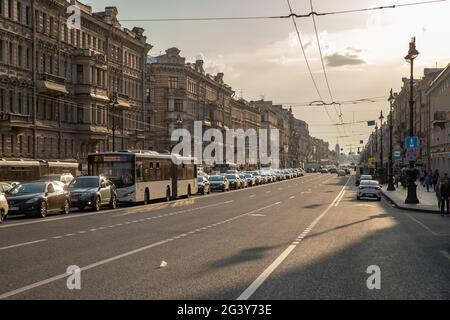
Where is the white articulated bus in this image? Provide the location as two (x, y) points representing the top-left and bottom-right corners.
(87, 151), (197, 204)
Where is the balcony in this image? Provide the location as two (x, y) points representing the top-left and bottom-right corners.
(0, 112), (31, 131)
(117, 93), (130, 108)
(36, 73), (68, 96)
(72, 49), (106, 64)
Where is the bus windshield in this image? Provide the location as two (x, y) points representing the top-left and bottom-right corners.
(89, 155), (135, 189)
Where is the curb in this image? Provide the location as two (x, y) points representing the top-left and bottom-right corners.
(381, 190), (440, 214)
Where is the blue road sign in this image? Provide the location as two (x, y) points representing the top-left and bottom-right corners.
(405, 136), (419, 149)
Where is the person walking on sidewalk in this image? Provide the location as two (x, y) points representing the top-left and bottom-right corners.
(424, 172), (433, 192)
(439, 176), (450, 216)
(433, 170), (440, 191)
(395, 171), (401, 188)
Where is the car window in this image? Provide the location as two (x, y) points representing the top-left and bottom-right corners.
(53, 183), (64, 192)
(47, 184), (55, 193)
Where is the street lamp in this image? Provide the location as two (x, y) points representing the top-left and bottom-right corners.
(404, 37), (420, 204)
(108, 94), (118, 152)
(387, 89), (396, 191)
(379, 110), (385, 183)
(375, 123), (378, 176)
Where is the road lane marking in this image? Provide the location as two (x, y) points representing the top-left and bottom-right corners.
(334, 191), (346, 207)
(440, 250), (450, 260)
(0, 239), (48, 251)
(289, 196), (295, 200)
(237, 177), (351, 301)
(397, 211), (440, 236)
(0, 201), (281, 299)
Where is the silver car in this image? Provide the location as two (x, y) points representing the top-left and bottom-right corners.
(357, 180), (382, 201)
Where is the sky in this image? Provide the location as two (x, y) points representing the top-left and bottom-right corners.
(85, 0), (450, 152)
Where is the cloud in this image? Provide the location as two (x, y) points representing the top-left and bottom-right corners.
(325, 53), (366, 67)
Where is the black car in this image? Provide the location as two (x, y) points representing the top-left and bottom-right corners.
(209, 175), (230, 192)
(68, 176), (117, 211)
(6, 182), (70, 218)
(197, 176), (211, 195)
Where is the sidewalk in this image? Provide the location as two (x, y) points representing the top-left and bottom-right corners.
(381, 183), (441, 214)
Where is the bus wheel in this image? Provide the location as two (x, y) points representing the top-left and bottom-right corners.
(144, 190), (150, 205)
(166, 188), (171, 202)
(187, 185), (191, 198)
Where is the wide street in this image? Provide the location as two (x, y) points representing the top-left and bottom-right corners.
(0, 173), (449, 300)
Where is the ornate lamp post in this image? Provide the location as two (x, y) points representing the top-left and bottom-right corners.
(404, 37), (420, 204)
(379, 111), (385, 183)
(387, 89), (396, 191)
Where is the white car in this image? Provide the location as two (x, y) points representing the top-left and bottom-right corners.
(357, 180), (382, 201)
(0, 191), (9, 224)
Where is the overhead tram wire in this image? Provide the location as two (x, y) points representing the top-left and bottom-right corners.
(285, 0), (342, 136)
(120, 0), (448, 22)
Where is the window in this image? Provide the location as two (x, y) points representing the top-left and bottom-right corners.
(77, 106), (83, 123)
(8, 0), (12, 19)
(25, 6), (29, 25)
(42, 13), (47, 33)
(76, 64), (83, 83)
(17, 2), (21, 22)
(169, 77), (178, 89)
(174, 100), (183, 112)
(0, 89), (4, 112)
(17, 45), (22, 67)
(27, 136), (31, 154)
(8, 42), (13, 65)
(0, 40), (3, 62)
(26, 48), (30, 68)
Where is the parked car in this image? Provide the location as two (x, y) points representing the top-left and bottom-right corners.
(209, 175), (230, 192)
(238, 174), (248, 188)
(40, 173), (74, 186)
(247, 172), (262, 185)
(0, 190), (8, 223)
(68, 176), (117, 211)
(197, 176), (211, 195)
(6, 182), (70, 218)
(243, 173), (256, 187)
(226, 174), (242, 189)
(357, 180), (382, 201)
(320, 168), (329, 174)
(329, 168), (338, 174)
(0, 182), (13, 194)
(356, 175), (373, 186)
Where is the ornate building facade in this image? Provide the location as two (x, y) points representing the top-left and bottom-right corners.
(0, 0), (152, 161)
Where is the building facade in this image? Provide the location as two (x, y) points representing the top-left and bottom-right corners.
(426, 63), (450, 175)
(0, 0), (151, 161)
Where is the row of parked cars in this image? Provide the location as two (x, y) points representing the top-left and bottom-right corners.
(0, 175), (117, 223)
(197, 168), (305, 194)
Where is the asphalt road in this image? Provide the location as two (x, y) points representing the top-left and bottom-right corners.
(0, 173), (449, 300)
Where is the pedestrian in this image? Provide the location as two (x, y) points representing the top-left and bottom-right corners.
(419, 170), (425, 184)
(433, 169), (440, 191)
(439, 177), (450, 216)
(394, 171), (401, 188)
(424, 172), (433, 192)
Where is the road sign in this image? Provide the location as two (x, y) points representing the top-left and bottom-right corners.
(405, 147), (419, 162)
(393, 148), (401, 160)
(405, 136), (419, 149)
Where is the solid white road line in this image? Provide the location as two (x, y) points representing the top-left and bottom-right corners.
(334, 191), (346, 207)
(0, 201), (281, 299)
(0, 239), (48, 251)
(237, 177), (351, 301)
